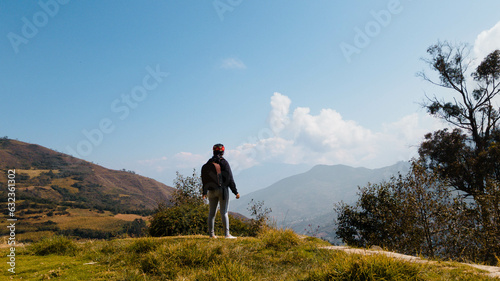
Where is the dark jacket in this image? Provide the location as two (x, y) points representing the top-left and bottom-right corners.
(201, 156), (237, 197)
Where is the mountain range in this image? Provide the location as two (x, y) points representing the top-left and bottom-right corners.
(231, 161), (411, 242)
(235, 162), (312, 195)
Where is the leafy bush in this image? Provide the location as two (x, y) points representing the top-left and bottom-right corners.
(335, 160), (499, 264)
(149, 202), (209, 236)
(227, 213), (255, 237)
(149, 202), (256, 237)
(58, 228), (114, 239)
(122, 218), (147, 237)
(247, 199), (272, 235)
(149, 170), (256, 237)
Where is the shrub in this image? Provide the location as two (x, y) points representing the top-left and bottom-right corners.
(29, 235), (78, 256)
(122, 218), (147, 237)
(58, 228), (114, 239)
(335, 161), (499, 264)
(227, 213), (255, 237)
(149, 171), (257, 237)
(149, 203), (210, 236)
(247, 199), (272, 235)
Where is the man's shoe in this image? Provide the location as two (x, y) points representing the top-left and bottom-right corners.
(225, 235), (237, 239)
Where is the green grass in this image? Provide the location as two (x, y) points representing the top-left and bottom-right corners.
(0, 228), (497, 280)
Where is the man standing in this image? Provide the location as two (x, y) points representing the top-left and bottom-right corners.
(201, 143), (240, 239)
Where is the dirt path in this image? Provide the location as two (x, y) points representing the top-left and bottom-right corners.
(323, 246), (500, 279)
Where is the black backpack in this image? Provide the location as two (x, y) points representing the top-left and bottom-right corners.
(201, 159), (222, 191)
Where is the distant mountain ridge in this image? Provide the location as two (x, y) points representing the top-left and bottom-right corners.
(235, 162), (312, 195)
(231, 161), (410, 241)
(0, 138), (175, 212)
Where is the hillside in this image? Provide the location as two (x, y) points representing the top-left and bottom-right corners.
(232, 162), (410, 241)
(1, 232), (497, 280)
(0, 138), (175, 240)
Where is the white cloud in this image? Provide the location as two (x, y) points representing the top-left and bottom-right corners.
(474, 21), (500, 62)
(289, 107), (375, 152)
(136, 93), (447, 180)
(269, 92), (291, 134)
(219, 57), (247, 69)
(229, 93), (447, 172)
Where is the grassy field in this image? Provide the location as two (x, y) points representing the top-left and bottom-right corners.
(0, 228), (498, 281)
(0, 206), (148, 243)
(46, 209), (127, 231)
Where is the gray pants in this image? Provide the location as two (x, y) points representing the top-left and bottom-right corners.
(207, 187), (230, 237)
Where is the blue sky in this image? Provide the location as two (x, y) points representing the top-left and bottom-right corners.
(2, 0), (500, 187)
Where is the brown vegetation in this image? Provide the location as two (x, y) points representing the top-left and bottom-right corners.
(0, 138), (175, 241)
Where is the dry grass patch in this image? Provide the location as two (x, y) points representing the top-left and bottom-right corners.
(43, 209), (127, 232)
(16, 231), (56, 243)
(18, 185), (53, 191)
(17, 169), (59, 178)
(66, 208), (114, 217)
(51, 177), (80, 193)
(113, 213), (147, 222)
(50, 216), (125, 231)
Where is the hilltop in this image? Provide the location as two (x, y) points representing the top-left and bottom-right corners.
(0, 230), (498, 280)
(0, 138), (175, 240)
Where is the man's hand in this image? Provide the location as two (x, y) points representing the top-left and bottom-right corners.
(236, 194), (240, 199)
